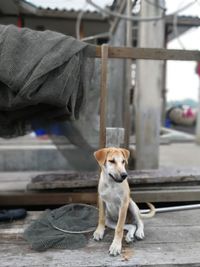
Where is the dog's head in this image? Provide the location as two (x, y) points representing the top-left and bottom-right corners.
(94, 147), (130, 183)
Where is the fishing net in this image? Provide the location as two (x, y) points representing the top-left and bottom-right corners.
(23, 204), (98, 251)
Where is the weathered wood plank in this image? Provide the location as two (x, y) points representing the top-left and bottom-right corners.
(2, 167), (200, 192)
(1, 242), (200, 267)
(1, 209), (200, 229)
(106, 128), (124, 147)
(1, 223), (200, 244)
(27, 167), (200, 190)
(1, 186), (200, 206)
(132, 187), (200, 203)
(99, 44), (109, 148)
(145, 208), (200, 227)
(1, 210), (200, 267)
(27, 171), (99, 190)
(0, 191), (97, 206)
(93, 46), (200, 61)
(1, 168), (200, 206)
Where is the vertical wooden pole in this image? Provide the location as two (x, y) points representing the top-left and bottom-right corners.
(99, 44), (109, 148)
(135, 0), (165, 169)
(108, 5), (126, 128)
(124, 0), (132, 148)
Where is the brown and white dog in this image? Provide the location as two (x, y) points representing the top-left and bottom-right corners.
(93, 147), (155, 256)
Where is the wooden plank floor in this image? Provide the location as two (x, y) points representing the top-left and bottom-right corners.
(1, 209), (200, 266)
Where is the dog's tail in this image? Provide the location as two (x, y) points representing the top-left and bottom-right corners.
(140, 202), (156, 218)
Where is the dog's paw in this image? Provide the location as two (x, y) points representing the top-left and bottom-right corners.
(125, 225), (136, 243)
(93, 226), (105, 241)
(125, 231), (135, 243)
(109, 240), (122, 256)
(135, 227), (145, 240)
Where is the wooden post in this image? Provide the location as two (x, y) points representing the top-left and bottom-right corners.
(124, 0), (132, 148)
(99, 44), (109, 148)
(135, 0), (165, 169)
(106, 127), (125, 147)
(107, 1), (126, 128)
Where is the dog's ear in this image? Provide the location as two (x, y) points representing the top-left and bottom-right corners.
(120, 148), (130, 164)
(94, 148), (109, 166)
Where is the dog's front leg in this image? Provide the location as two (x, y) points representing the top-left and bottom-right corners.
(93, 196), (106, 241)
(109, 200), (129, 256)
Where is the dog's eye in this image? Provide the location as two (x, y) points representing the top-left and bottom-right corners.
(122, 160), (125, 164)
(108, 159), (115, 164)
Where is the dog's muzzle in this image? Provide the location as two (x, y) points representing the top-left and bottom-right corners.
(121, 172), (128, 180)
(109, 172), (127, 183)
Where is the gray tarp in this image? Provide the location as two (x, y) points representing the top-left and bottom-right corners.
(0, 24), (93, 138)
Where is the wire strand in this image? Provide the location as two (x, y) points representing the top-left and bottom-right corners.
(76, 0), (199, 43)
(86, 0), (165, 22)
(75, 2), (89, 40)
(144, 0), (166, 11)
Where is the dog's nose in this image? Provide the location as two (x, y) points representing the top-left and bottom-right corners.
(121, 172), (127, 180)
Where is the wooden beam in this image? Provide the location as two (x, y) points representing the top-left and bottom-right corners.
(132, 187), (200, 203)
(2, 168), (200, 206)
(1, 186), (200, 207)
(99, 44), (109, 148)
(26, 168), (200, 190)
(92, 46), (200, 61)
(0, 192), (97, 206)
(166, 14), (200, 27)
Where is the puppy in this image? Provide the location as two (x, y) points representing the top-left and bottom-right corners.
(93, 147), (155, 256)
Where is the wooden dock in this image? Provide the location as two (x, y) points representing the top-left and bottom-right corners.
(1, 208), (200, 266)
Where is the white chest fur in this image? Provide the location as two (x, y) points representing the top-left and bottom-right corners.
(98, 175), (125, 221)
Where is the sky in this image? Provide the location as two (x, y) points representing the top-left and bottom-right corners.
(165, 0), (200, 101)
(27, 0), (200, 101)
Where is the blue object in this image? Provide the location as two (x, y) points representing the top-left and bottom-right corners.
(165, 117), (171, 128)
(0, 209), (27, 221)
(34, 128), (47, 136)
(31, 120), (64, 136)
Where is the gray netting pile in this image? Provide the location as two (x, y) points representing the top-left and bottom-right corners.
(23, 204), (98, 251)
(0, 24), (94, 138)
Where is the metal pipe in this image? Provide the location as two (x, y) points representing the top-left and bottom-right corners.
(141, 203), (200, 214)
